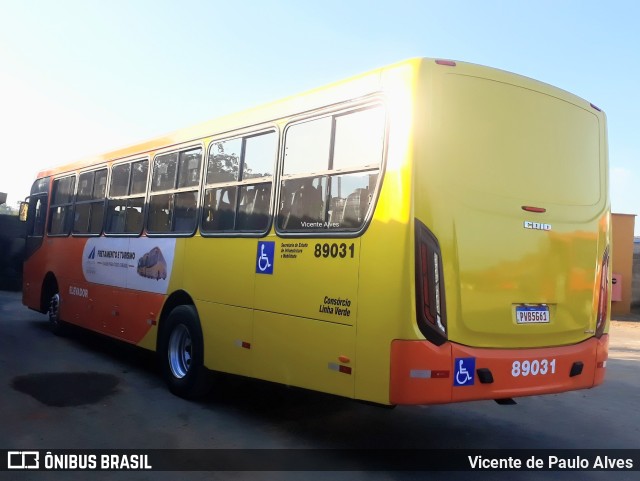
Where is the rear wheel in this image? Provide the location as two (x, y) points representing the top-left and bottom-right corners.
(159, 305), (212, 399)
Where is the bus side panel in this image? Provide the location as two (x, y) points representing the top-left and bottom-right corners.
(253, 238), (359, 326)
(199, 301), (253, 377)
(252, 310), (355, 398)
(183, 236), (256, 308)
(66, 283), (102, 332)
(354, 175), (416, 404)
(250, 235), (359, 396)
(39, 237), (89, 322)
(22, 247), (45, 311)
(61, 259), (165, 345)
(107, 289), (165, 344)
(76, 237), (175, 344)
(351, 62), (420, 404)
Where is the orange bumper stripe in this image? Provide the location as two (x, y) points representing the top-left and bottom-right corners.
(390, 335), (609, 405)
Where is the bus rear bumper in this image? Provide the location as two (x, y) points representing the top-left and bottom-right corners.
(390, 335), (608, 405)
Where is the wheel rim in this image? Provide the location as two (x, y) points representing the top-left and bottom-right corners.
(168, 324), (192, 379)
(49, 293), (60, 326)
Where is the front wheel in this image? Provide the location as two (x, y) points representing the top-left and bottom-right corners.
(159, 305), (212, 400)
(47, 288), (67, 336)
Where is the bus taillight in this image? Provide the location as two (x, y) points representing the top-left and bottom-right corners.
(596, 246), (610, 338)
(415, 220), (447, 345)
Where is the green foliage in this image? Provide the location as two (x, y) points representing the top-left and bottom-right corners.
(0, 203), (18, 216)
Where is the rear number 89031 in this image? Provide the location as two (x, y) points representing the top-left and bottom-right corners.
(511, 359), (556, 377)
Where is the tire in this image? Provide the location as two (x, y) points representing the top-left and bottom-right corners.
(159, 305), (212, 400)
(47, 285), (67, 336)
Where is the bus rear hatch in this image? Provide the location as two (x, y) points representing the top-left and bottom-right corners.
(425, 71), (606, 349)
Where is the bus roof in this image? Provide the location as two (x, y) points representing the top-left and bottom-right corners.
(36, 57), (602, 179)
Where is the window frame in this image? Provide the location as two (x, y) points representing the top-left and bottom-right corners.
(147, 144), (204, 237)
(275, 101), (387, 238)
(104, 157), (150, 237)
(47, 174), (77, 237)
(200, 127), (278, 237)
(71, 166), (108, 237)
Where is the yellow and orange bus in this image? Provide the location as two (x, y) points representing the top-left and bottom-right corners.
(21, 58), (610, 406)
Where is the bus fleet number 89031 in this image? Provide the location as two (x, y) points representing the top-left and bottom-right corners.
(511, 359), (556, 377)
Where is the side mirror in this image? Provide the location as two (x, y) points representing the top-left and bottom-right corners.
(19, 201), (28, 222)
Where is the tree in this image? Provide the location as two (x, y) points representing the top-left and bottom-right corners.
(0, 203), (18, 216)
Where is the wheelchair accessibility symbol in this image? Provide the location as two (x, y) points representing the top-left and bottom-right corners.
(454, 357), (475, 386)
(256, 241), (274, 274)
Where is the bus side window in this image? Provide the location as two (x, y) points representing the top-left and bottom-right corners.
(130, 160), (149, 195)
(277, 105), (384, 234)
(202, 130), (275, 234)
(289, 178), (324, 228)
(34, 197), (46, 235)
(48, 176), (76, 236)
(72, 168), (107, 236)
(147, 194), (172, 233)
(107, 160), (147, 235)
(237, 183), (271, 231)
(177, 150), (202, 189)
(214, 188), (237, 231)
(201, 190), (216, 231)
(73, 204), (90, 233)
(341, 187), (369, 228)
(148, 149), (200, 235)
(202, 188), (234, 232)
(173, 191), (198, 233)
(278, 180), (296, 229)
(153, 153), (178, 192)
(124, 205), (143, 234)
(89, 201), (105, 233)
(106, 202), (126, 233)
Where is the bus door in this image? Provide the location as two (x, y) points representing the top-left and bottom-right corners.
(21, 184), (49, 309)
(23, 194), (48, 261)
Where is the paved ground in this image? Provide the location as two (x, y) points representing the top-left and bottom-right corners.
(1, 290), (639, 480)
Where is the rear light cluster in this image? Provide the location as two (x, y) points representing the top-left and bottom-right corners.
(596, 246), (610, 337)
(415, 220), (447, 345)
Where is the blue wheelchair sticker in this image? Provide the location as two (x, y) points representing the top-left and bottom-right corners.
(454, 357), (475, 386)
(256, 241), (275, 274)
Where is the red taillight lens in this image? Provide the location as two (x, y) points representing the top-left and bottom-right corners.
(415, 220), (447, 345)
(596, 246), (610, 337)
(521, 205), (547, 213)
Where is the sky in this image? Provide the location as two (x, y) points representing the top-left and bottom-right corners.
(1, 0), (639, 230)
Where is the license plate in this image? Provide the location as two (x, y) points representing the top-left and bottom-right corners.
(515, 304), (550, 324)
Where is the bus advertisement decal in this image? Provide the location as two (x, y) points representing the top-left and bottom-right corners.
(82, 238), (176, 294)
(454, 357), (475, 386)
